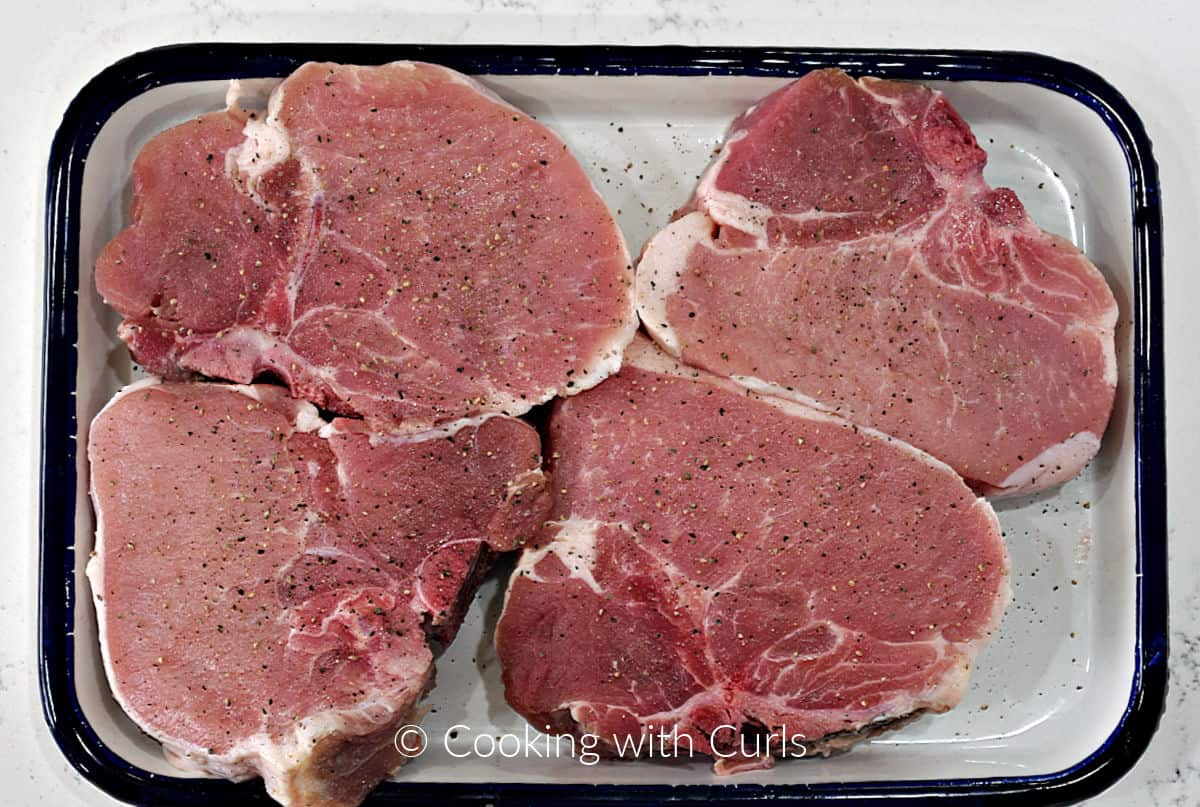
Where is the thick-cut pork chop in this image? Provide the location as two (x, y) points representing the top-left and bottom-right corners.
(637, 69), (1118, 495)
(496, 336), (1009, 772)
(96, 61), (635, 430)
(87, 381), (549, 806)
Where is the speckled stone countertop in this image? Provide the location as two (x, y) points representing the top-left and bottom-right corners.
(2, 1), (1194, 804)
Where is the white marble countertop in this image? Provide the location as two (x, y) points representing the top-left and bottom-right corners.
(2, 0), (1194, 804)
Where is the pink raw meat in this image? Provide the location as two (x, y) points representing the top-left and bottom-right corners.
(87, 381), (549, 806)
(496, 336), (1009, 772)
(96, 61), (635, 430)
(637, 69), (1117, 495)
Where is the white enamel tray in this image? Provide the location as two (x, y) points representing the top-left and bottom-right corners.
(41, 45), (1165, 806)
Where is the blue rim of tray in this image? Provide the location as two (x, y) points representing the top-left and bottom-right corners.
(40, 44), (1167, 806)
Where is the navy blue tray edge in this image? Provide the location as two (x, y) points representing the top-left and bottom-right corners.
(40, 43), (1167, 807)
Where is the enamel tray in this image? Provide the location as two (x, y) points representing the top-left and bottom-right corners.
(40, 44), (1167, 805)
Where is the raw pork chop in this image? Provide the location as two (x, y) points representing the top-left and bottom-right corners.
(637, 69), (1118, 495)
(88, 381), (548, 806)
(497, 336), (1008, 772)
(96, 61), (635, 429)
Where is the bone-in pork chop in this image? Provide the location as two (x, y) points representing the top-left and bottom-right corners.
(496, 336), (1008, 772)
(637, 69), (1117, 495)
(88, 381), (548, 805)
(96, 61), (635, 430)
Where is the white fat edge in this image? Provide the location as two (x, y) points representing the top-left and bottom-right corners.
(498, 386), (545, 416)
(634, 211), (805, 360)
(825, 692), (954, 741)
(622, 334), (707, 377)
(87, 588), (278, 790)
(156, 681), (429, 801)
(322, 411), (502, 445)
(509, 518), (607, 596)
(125, 579), (432, 791)
(497, 518), (615, 636)
(586, 622), (995, 750)
(698, 191), (771, 245)
(486, 372), (611, 418)
(727, 371), (979, 482)
(224, 78), (244, 110)
(910, 496), (1011, 696)
(468, 299), (634, 412)
(691, 127), (772, 245)
(233, 383), (327, 434)
(634, 211), (715, 356)
(989, 431), (1102, 498)
(729, 374), (842, 418)
(315, 62), (522, 135)
(1103, 335), (1119, 389)
(857, 75), (919, 112)
(562, 682), (953, 758)
(212, 323), (286, 351)
(158, 726), (319, 796)
(378, 60), (418, 72)
(1094, 293), (1120, 389)
(123, 373), (329, 435)
(160, 733), (278, 785)
(89, 376), (164, 428)
(226, 75), (291, 208)
(326, 61), (518, 123)
(223, 77), (285, 113)
(691, 126), (740, 210)
(563, 701), (659, 738)
(558, 701), (698, 742)
(791, 614), (996, 732)
(293, 402), (326, 434)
